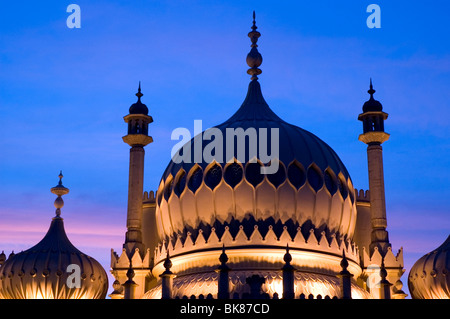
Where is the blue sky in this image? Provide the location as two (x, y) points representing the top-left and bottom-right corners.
(1, 1), (449, 298)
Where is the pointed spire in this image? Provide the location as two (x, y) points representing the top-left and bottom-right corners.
(368, 78), (375, 98)
(50, 171), (69, 217)
(251, 10), (257, 31)
(136, 81), (143, 100)
(220, 11), (284, 126)
(246, 11), (262, 81)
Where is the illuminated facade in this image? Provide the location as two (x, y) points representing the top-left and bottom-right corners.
(110, 14), (407, 300)
(4, 14), (446, 300)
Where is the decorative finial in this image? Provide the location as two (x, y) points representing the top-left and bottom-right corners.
(380, 257), (387, 279)
(136, 81), (143, 100)
(338, 250), (353, 299)
(219, 244), (229, 265)
(50, 171), (69, 217)
(112, 280), (122, 291)
(246, 11), (262, 81)
(340, 250), (349, 271)
(368, 78), (375, 98)
(126, 262), (135, 281)
(58, 170), (63, 185)
(252, 10), (256, 31)
(283, 244), (292, 264)
(162, 250), (173, 275)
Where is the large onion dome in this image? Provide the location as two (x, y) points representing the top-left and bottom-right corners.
(0, 173), (108, 299)
(155, 17), (356, 247)
(151, 15), (360, 296)
(408, 235), (450, 299)
(157, 78), (356, 239)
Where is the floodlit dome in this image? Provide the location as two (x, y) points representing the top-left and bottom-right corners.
(150, 15), (360, 290)
(156, 79), (356, 243)
(154, 20), (356, 249)
(408, 235), (450, 299)
(0, 173), (108, 299)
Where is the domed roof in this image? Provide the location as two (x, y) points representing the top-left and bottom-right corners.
(163, 79), (350, 182)
(362, 79), (383, 113)
(128, 82), (148, 115)
(408, 235), (450, 299)
(155, 19), (356, 248)
(0, 174), (108, 299)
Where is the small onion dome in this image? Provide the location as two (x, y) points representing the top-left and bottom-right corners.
(129, 82), (149, 115)
(362, 79), (383, 113)
(408, 235), (450, 299)
(0, 173), (108, 299)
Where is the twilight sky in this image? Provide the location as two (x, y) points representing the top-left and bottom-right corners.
(1, 1), (449, 298)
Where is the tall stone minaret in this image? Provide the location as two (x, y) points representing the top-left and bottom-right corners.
(358, 79), (390, 255)
(122, 83), (153, 256)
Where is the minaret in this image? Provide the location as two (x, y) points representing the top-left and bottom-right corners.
(358, 79), (390, 254)
(122, 82), (153, 256)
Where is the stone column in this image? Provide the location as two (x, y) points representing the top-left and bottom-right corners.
(124, 145), (145, 252)
(366, 143), (390, 253)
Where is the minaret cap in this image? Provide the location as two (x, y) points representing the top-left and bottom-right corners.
(362, 78), (383, 112)
(129, 82), (149, 115)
